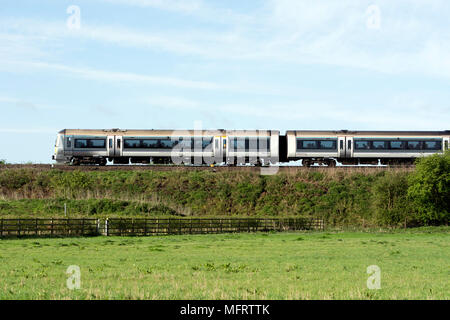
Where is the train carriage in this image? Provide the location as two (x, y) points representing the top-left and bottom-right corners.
(286, 130), (450, 166)
(53, 129), (280, 166)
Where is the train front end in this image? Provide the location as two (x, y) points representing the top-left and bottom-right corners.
(52, 130), (68, 164)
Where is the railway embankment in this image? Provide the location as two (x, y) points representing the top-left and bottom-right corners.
(0, 151), (448, 228)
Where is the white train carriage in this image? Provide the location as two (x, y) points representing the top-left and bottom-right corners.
(226, 130), (279, 165)
(53, 129), (280, 166)
(286, 130), (449, 166)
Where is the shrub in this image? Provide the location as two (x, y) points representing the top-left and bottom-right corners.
(373, 172), (414, 226)
(407, 151), (450, 225)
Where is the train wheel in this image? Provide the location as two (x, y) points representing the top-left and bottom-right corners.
(327, 160), (336, 167)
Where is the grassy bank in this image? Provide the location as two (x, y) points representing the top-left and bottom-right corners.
(0, 228), (448, 299)
(0, 162), (448, 227)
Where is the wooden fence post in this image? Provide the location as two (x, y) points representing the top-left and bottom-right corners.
(105, 218), (109, 236)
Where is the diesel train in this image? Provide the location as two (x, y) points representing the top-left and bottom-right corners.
(52, 129), (450, 166)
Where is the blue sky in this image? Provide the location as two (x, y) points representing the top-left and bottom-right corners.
(0, 0), (449, 163)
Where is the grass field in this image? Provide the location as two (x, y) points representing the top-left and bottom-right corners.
(0, 228), (449, 299)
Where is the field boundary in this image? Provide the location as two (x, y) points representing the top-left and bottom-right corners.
(0, 217), (323, 238)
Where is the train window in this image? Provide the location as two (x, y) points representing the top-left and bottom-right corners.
(124, 139), (140, 148)
(202, 137), (213, 149)
(233, 138), (246, 151)
(66, 137), (72, 148)
(74, 139), (87, 148)
(319, 140), (337, 150)
(407, 141), (421, 150)
(297, 139), (337, 150)
(348, 140), (352, 150)
(178, 138), (190, 149)
(117, 139), (121, 149)
(246, 138), (258, 151)
(232, 137), (270, 151)
(192, 137), (203, 150)
(446, 141), (449, 150)
(300, 140), (318, 149)
(389, 141), (404, 149)
(88, 139), (106, 148)
(355, 140), (369, 150)
(260, 138), (271, 151)
(109, 139), (113, 148)
(371, 141), (387, 149)
(142, 139), (158, 148)
(160, 139), (174, 149)
(340, 140), (343, 150)
(423, 141), (441, 150)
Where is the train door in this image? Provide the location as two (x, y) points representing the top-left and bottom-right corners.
(213, 136), (227, 164)
(64, 135), (73, 156)
(115, 135), (122, 157)
(222, 136), (228, 164)
(444, 137), (449, 151)
(107, 135), (115, 158)
(346, 136), (353, 158)
(214, 137), (222, 163)
(338, 137), (346, 158)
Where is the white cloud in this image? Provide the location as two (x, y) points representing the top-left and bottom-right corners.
(0, 59), (228, 90)
(142, 95), (449, 130)
(0, 95), (39, 111)
(0, 127), (58, 134)
(101, 0), (204, 14)
(3, 0), (450, 80)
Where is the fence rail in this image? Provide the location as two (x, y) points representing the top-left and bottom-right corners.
(106, 217), (323, 236)
(0, 217), (323, 238)
(0, 218), (99, 237)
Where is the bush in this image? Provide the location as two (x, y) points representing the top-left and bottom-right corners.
(407, 151), (450, 225)
(373, 172), (413, 226)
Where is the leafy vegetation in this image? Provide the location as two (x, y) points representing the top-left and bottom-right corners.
(0, 154), (448, 227)
(407, 150), (450, 225)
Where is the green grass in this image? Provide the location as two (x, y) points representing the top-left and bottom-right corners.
(0, 228), (448, 299)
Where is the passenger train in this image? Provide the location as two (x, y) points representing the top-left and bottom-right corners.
(52, 129), (450, 166)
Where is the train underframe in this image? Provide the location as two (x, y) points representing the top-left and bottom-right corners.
(68, 155), (417, 166)
(299, 157), (415, 167)
(69, 156), (268, 166)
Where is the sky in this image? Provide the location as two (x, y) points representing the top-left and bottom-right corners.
(0, 0), (449, 163)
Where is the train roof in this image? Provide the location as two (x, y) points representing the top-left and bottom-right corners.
(286, 130), (450, 136)
(57, 129), (449, 136)
(58, 129), (277, 136)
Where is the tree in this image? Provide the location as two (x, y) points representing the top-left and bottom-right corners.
(407, 150), (450, 225)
